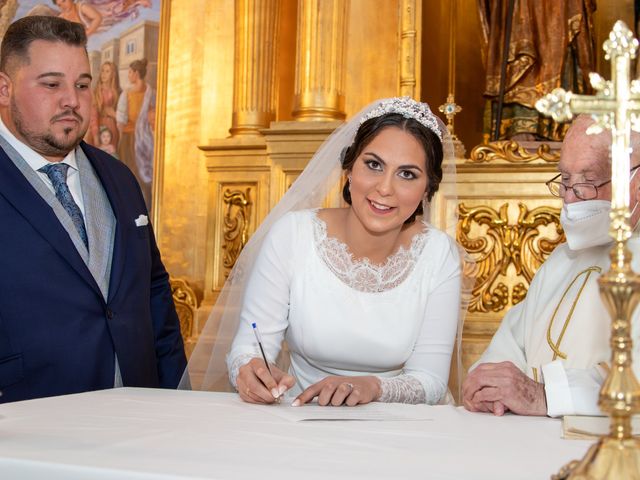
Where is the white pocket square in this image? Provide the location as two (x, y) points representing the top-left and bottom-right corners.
(134, 214), (149, 227)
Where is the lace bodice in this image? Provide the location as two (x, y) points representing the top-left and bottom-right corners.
(312, 213), (428, 293)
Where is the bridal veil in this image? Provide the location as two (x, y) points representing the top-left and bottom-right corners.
(180, 98), (474, 399)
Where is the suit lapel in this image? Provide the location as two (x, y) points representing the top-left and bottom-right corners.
(0, 147), (102, 297)
(79, 143), (127, 303)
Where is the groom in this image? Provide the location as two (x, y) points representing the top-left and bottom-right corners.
(0, 16), (186, 402)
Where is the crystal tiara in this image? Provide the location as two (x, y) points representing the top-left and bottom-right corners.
(359, 97), (443, 141)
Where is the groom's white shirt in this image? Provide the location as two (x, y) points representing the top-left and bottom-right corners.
(472, 236), (640, 416)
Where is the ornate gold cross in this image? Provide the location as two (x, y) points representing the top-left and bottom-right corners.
(536, 21), (640, 480)
(537, 21), (640, 241)
(438, 93), (462, 136)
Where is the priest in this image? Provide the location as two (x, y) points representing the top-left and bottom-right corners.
(462, 114), (640, 416)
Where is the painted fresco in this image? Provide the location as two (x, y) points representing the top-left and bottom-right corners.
(1, 0), (160, 208)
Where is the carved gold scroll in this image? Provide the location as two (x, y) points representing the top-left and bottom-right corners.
(468, 140), (561, 164)
(222, 188), (252, 275)
(170, 277), (198, 344)
(458, 202), (564, 313)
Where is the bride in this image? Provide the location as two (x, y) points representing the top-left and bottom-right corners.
(184, 98), (466, 407)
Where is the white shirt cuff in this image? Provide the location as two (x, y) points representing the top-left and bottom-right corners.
(541, 360), (575, 417)
(542, 360), (603, 417)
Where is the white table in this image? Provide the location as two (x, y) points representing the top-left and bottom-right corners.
(0, 388), (591, 479)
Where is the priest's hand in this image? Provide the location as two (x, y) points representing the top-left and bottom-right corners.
(462, 363), (498, 412)
(462, 361), (547, 416)
(292, 375), (382, 407)
(237, 357), (296, 404)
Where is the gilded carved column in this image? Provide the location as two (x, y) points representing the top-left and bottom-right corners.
(292, 0), (348, 121)
(399, 0), (420, 98)
(230, 0), (281, 136)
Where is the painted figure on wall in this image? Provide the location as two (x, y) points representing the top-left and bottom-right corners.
(117, 58), (154, 208)
(27, 0), (151, 36)
(98, 126), (118, 157)
(90, 61), (120, 147)
(54, 0), (103, 36)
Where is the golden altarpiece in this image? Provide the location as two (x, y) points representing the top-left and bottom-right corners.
(155, 0), (634, 396)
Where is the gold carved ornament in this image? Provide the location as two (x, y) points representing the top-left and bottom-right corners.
(468, 140), (560, 164)
(169, 277), (198, 341)
(222, 188), (252, 275)
(457, 202), (564, 313)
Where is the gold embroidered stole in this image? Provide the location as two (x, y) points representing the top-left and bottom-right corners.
(545, 266), (603, 361)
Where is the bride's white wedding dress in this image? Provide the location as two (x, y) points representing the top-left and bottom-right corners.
(227, 209), (462, 404)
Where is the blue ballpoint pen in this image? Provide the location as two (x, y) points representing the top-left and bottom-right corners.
(252, 322), (283, 401)
(251, 322), (273, 377)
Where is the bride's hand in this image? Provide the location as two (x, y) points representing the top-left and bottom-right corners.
(236, 358), (296, 404)
(292, 376), (381, 407)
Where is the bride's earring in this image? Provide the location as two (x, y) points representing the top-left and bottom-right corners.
(348, 175), (352, 190)
(421, 193), (429, 216)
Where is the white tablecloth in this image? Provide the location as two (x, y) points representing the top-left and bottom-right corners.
(0, 388), (591, 479)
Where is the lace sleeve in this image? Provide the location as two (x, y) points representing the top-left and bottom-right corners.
(228, 354), (258, 390)
(232, 357), (438, 404)
(378, 374), (431, 404)
(226, 214), (298, 386)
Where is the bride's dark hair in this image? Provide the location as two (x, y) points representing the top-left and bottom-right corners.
(339, 113), (444, 224)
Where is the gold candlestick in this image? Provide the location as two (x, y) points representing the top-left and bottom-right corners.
(536, 21), (640, 479)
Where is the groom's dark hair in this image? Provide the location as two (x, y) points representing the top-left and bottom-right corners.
(0, 16), (87, 76)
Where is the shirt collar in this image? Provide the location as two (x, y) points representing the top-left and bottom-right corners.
(0, 116), (77, 172)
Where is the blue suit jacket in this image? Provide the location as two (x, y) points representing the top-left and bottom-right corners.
(0, 141), (187, 402)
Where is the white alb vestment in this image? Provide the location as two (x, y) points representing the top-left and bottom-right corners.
(227, 210), (462, 404)
(473, 237), (640, 416)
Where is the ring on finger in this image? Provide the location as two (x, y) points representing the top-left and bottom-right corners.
(345, 383), (354, 391)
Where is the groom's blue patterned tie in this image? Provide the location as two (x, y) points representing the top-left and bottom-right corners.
(39, 163), (89, 249)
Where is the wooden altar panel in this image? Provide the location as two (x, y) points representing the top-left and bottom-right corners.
(430, 143), (564, 397)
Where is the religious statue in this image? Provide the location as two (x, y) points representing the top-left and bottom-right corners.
(478, 0), (597, 141)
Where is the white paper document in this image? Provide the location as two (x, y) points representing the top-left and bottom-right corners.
(250, 401), (434, 422)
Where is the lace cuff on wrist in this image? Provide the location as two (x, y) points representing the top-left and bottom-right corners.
(378, 374), (427, 404)
(228, 353), (258, 390)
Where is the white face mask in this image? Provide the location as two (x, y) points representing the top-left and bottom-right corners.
(560, 200), (612, 250)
